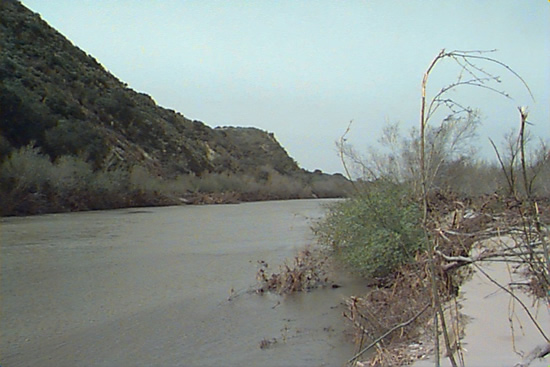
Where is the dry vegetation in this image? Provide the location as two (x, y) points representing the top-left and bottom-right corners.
(338, 50), (549, 367)
(342, 193), (550, 366)
(0, 144), (352, 216)
(0, 1), (352, 216)
(298, 50), (549, 366)
(256, 247), (333, 294)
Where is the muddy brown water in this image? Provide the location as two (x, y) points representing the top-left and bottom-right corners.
(1, 199), (366, 367)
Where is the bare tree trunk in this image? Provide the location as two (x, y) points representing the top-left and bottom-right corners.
(518, 107), (530, 198)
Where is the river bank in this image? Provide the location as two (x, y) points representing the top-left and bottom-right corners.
(413, 254), (550, 367)
(0, 143), (351, 217)
(342, 195), (550, 367)
(0, 170), (351, 217)
(0, 187), (349, 217)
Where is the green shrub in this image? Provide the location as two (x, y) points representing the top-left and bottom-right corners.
(0, 81), (57, 147)
(314, 182), (424, 279)
(44, 119), (107, 164)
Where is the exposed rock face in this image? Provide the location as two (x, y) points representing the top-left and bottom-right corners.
(0, 0), (299, 177)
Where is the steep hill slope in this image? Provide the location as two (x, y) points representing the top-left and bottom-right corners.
(0, 0), (298, 176)
(0, 0), (349, 215)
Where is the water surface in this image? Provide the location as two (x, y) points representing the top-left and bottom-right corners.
(1, 199), (364, 367)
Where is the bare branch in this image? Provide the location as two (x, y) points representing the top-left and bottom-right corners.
(449, 51), (535, 101)
(347, 303), (431, 364)
(514, 343), (550, 367)
(489, 137), (516, 197)
(474, 263), (549, 343)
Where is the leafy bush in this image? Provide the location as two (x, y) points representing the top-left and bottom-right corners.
(44, 119), (107, 162)
(0, 80), (57, 146)
(314, 182), (424, 279)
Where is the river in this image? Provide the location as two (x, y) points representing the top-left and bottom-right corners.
(1, 199), (365, 367)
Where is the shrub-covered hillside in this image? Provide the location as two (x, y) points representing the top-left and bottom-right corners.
(0, 0), (350, 215)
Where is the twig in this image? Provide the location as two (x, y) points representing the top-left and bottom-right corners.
(473, 263), (549, 343)
(449, 51), (535, 101)
(437, 248), (547, 265)
(489, 137), (516, 197)
(347, 303), (430, 364)
(514, 342), (550, 367)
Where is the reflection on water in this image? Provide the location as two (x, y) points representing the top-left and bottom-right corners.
(1, 199), (365, 367)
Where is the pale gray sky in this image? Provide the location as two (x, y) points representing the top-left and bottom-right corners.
(21, 1), (550, 174)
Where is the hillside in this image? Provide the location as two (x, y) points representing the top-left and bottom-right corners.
(0, 0), (349, 215)
(0, 0), (299, 175)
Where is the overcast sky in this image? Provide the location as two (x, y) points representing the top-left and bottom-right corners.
(21, 1), (550, 174)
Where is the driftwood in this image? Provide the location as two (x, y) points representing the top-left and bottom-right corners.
(436, 247), (547, 272)
(514, 343), (550, 367)
(347, 303), (430, 364)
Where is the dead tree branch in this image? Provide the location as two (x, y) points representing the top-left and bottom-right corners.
(513, 342), (550, 367)
(347, 303), (431, 365)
